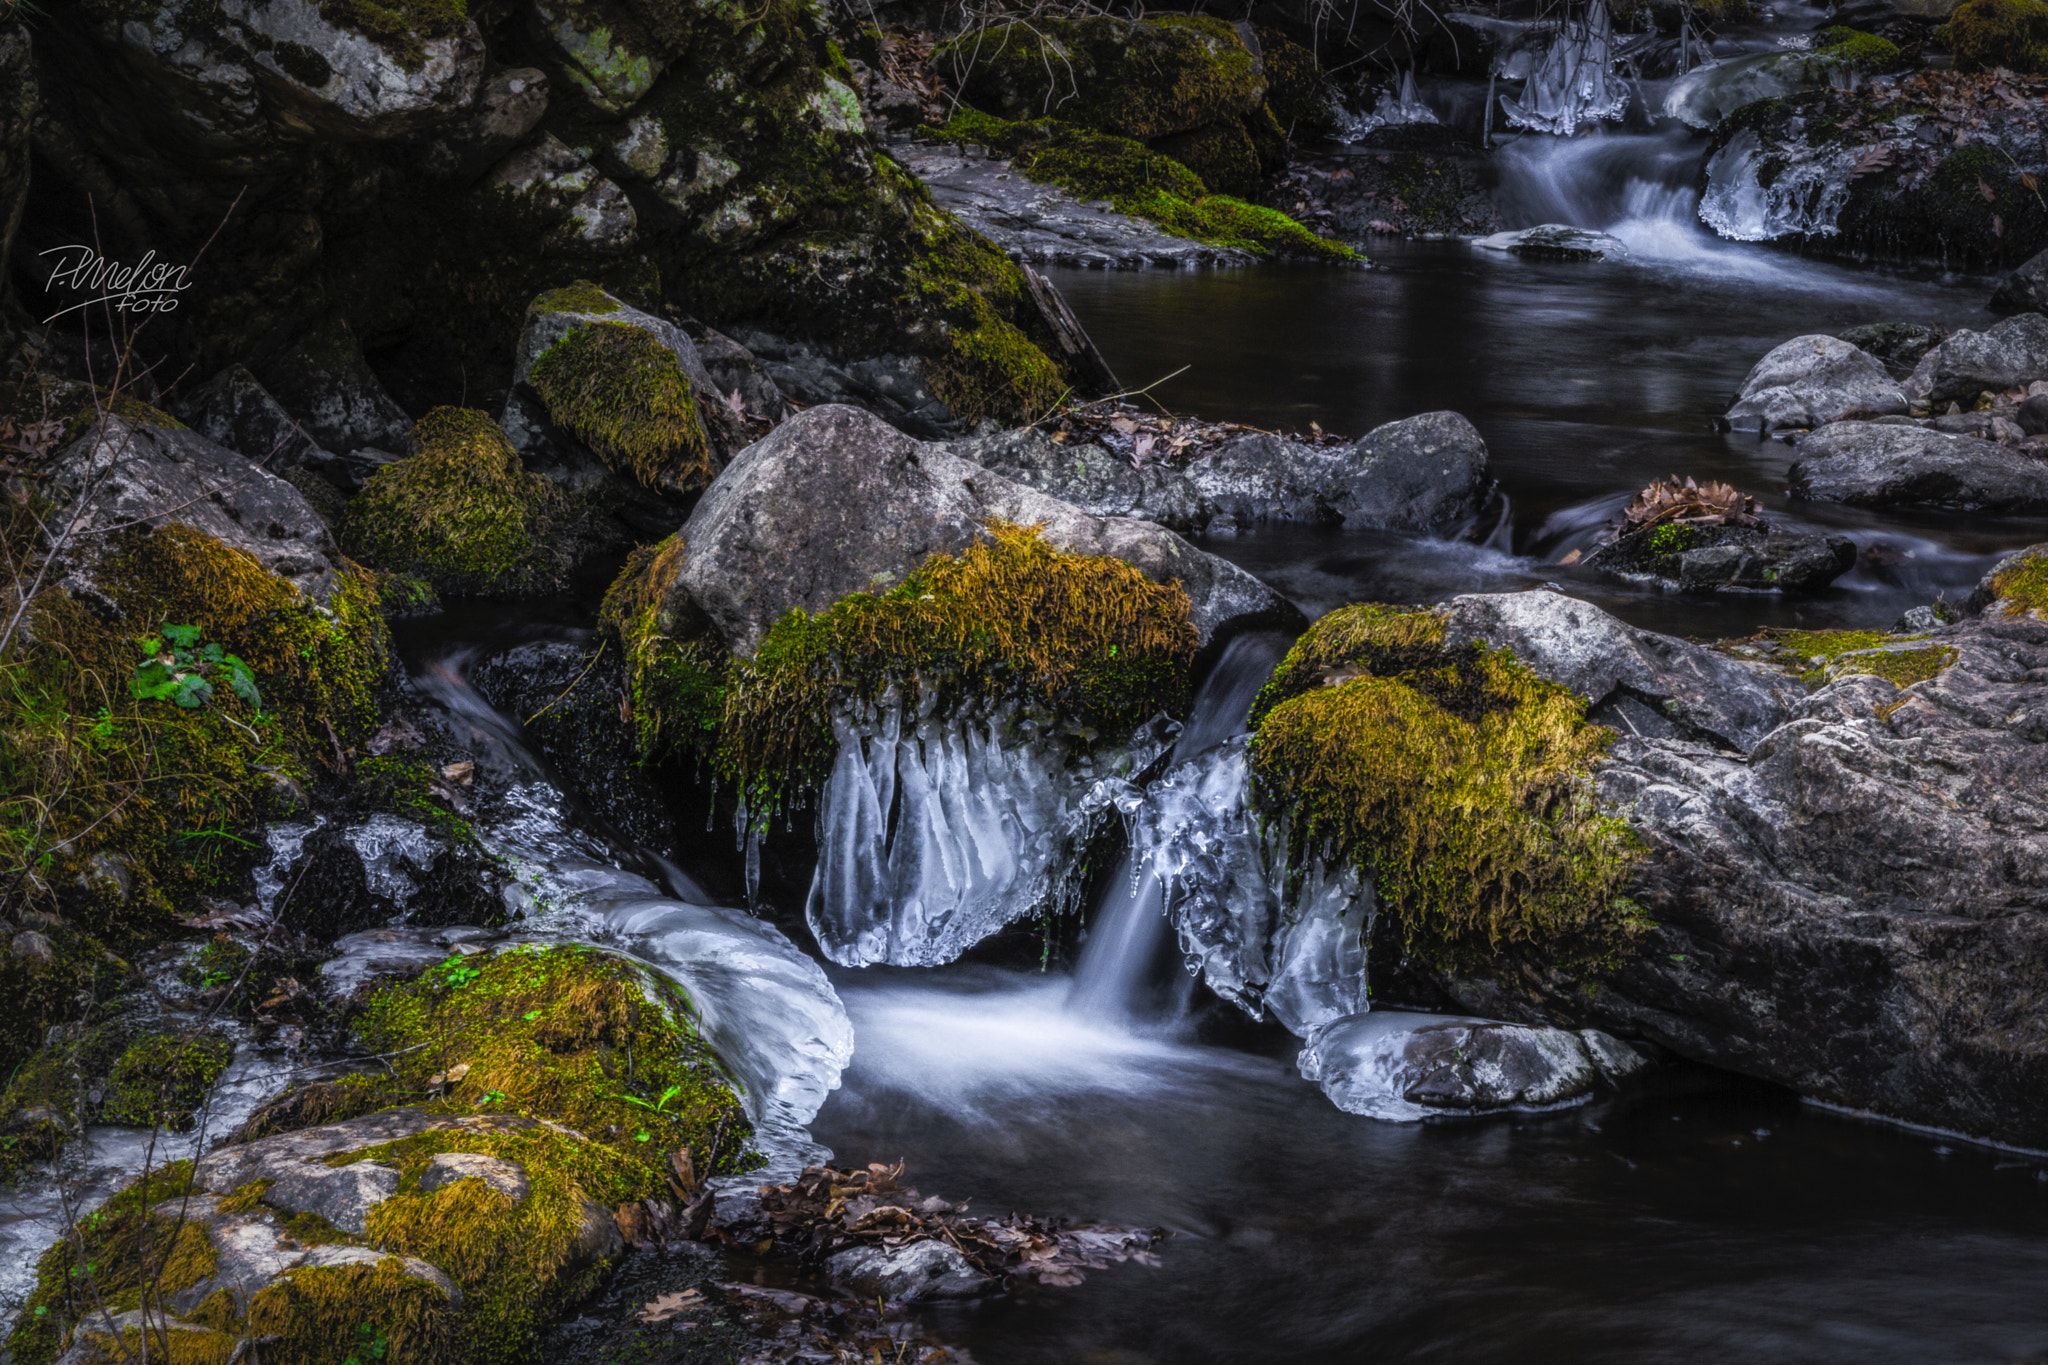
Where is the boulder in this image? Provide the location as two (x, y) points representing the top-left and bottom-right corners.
(825, 1241), (992, 1300)
(674, 404), (1300, 653)
(1424, 575), (2048, 1149)
(1990, 246), (2048, 315)
(1186, 413), (1494, 533)
(1724, 334), (1908, 431)
(1438, 588), (1803, 752)
(1584, 522), (1857, 594)
(1788, 421), (2048, 511)
(45, 412), (345, 604)
(256, 320), (414, 458)
(1902, 313), (2048, 406)
(943, 426), (1211, 532)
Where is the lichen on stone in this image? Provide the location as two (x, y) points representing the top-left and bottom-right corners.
(343, 407), (568, 597)
(1248, 604), (1648, 971)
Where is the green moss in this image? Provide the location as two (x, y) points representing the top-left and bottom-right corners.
(1937, 0), (2048, 71)
(353, 756), (476, 844)
(1149, 120), (1263, 199)
(1249, 604), (1648, 971)
(940, 15), (1265, 141)
(343, 407), (568, 598)
(715, 521), (1198, 828)
(921, 115), (1357, 263)
(600, 536), (731, 764)
(352, 944), (753, 1189)
(527, 321), (716, 495)
(314, 0), (469, 73)
(527, 280), (623, 317)
(1988, 547), (2048, 614)
(1761, 628), (1956, 689)
(99, 1029), (232, 1130)
(1255, 27), (1325, 131)
(1812, 25), (1903, 72)
(245, 1256), (457, 1365)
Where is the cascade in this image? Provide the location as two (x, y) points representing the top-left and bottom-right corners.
(1068, 634), (1375, 1034)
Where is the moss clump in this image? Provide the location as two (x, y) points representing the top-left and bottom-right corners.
(1249, 605), (1648, 971)
(1150, 120), (1264, 199)
(343, 407), (567, 598)
(0, 1021), (232, 1181)
(2, 523), (388, 940)
(940, 16), (1265, 141)
(600, 536), (730, 764)
(1987, 547), (2048, 615)
(527, 322), (715, 496)
(526, 280), (623, 317)
(1760, 628), (1956, 689)
(1812, 25), (1903, 72)
(922, 115), (1357, 263)
(1937, 0), (2048, 72)
(354, 944), (752, 1188)
(244, 1255), (458, 1365)
(716, 521), (1198, 826)
(1256, 27), (1326, 131)
(99, 1029), (232, 1130)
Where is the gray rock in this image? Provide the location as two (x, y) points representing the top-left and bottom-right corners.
(45, 413), (344, 604)
(1725, 334), (1907, 431)
(485, 134), (638, 255)
(1439, 588), (1803, 752)
(1788, 421), (2048, 512)
(1584, 522), (1856, 594)
(179, 364), (330, 473)
(825, 1240), (992, 1300)
(892, 139), (1258, 270)
(693, 330), (792, 425)
(1902, 313), (2048, 406)
(264, 1159), (402, 1234)
(417, 1151), (531, 1203)
(1341, 411), (1496, 531)
(1580, 1029), (1650, 1081)
(1989, 246), (2048, 315)
(1892, 603), (1956, 633)
(946, 426), (1211, 531)
(531, 0), (670, 113)
(1835, 321), (1946, 376)
(223, 0), (485, 136)
(257, 320), (413, 457)
(1298, 1012), (1638, 1117)
(676, 404), (1301, 653)
(148, 1194), (461, 1314)
(1470, 224), (1628, 261)
(732, 330), (957, 438)
(2018, 393), (2048, 436)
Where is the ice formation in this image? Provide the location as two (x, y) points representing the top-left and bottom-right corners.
(1498, 1), (1631, 136)
(806, 690), (1170, 968)
(1698, 129), (1860, 241)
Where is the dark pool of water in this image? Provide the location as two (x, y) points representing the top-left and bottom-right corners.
(1047, 240), (2048, 638)
(812, 968), (2048, 1365)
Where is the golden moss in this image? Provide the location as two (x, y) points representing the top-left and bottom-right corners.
(99, 1029), (232, 1130)
(527, 280), (623, 317)
(342, 408), (566, 598)
(245, 1256), (457, 1365)
(352, 944), (752, 1189)
(1760, 628), (1955, 689)
(527, 321), (715, 495)
(1937, 0), (2048, 72)
(600, 537), (730, 763)
(717, 521), (1197, 824)
(1989, 547), (2048, 616)
(1250, 605), (1647, 970)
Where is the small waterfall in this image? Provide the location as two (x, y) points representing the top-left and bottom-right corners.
(1067, 633), (1292, 1021)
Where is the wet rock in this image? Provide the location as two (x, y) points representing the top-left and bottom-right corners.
(1725, 334), (1908, 431)
(943, 426), (1211, 532)
(149, 1194), (461, 1313)
(692, 330), (792, 426)
(45, 413), (343, 604)
(674, 404), (1301, 653)
(1788, 421), (2048, 511)
(728, 331), (957, 438)
(1471, 224), (1627, 261)
(1184, 413), (1493, 533)
(180, 364), (329, 473)
(1836, 322), (1946, 376)
(256, 320), (414, 457)
(1275, 134), (1498, 241)
(1438, 588), (1803, 751)
(1991, 245), (2048, 314)
(1903, 313), (2048, 407)
(2021, 393), (2048, 435)
(825, 1241), (992, 1300)
(1585, 522), (1857, 594)
(1298, 1013), (1644, 1118)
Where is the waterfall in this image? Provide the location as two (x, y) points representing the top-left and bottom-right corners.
(1068, 634), (1374, 1033)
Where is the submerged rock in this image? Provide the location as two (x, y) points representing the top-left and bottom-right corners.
(1788, 421), (2048, 511)
(1470, 224), (1628, 261)
(1299, 1013), (1646, 1119)
(1725, 334), (1908, 431)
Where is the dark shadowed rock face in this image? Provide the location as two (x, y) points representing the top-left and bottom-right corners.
(676, 405), (1301, 653)
(1789, 421), (2048, 512)
(1990, 246), (2048, 315)
(1429, 582), (2048, 1149)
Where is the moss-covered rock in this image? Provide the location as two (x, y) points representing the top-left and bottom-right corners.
(1937, 0), (2048, 71)
(940, 15), (1267, 141)
(343, 408), (569, 598)
(1248, 604), (1648, 971)
(1977, 543), (2048, 615)
(0, 1021), (230, 1183)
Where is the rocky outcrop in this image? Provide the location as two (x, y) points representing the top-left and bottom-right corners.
(1725, 334), (1908, 432)
(1788, 421), (2048, 511)
(1424, 578), (2048, 1149)
(673, 404), (1301, 652)
(46, 411), (345, 604)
